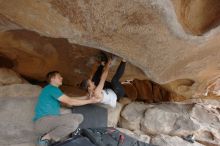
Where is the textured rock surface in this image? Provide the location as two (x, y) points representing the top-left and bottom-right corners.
(0, 0), (220, 99)
(141, 102), (220, 146)
(172, 0), (220, 35)
(120, 102), (149, 131)
(0, 96), (80, 146)
(190, 104), (220, 145)
(0, 30), (146, 88)
(151, 134), (204, 146)
(0, 84), (41, 98)
(1, 93), (218, 146)
(0, 1), (220, 145)
(123, 79), (178, 102)
(119, 101), (220, 146)
(0, 68), (24, 85)
(117, 128), (151, 143)
(141, 103), (198, 135)
(99, 102), (123, 127)
(0, 96), (37, 145)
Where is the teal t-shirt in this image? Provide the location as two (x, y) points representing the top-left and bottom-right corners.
(33, 84), (63, 122)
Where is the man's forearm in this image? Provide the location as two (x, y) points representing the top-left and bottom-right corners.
(72, 95), (89, 100)
(59, 95), (95, 106)
(69, 98), (92, 106)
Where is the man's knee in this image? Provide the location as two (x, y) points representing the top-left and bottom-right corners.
(68, 114), (83, 131)
(65, 113), (83, 127)
(73, 113), (84, 124)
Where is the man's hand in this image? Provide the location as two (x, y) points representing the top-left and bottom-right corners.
(59, 94), (100, 106)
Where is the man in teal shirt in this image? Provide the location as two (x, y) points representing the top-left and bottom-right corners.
(33, 71), (100, 146)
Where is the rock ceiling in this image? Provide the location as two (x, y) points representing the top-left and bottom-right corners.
(0, 0), (220, 98)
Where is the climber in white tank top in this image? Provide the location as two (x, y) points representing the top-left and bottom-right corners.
(101, 89), (117, 108)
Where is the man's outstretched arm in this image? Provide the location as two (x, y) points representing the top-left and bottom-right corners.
(58, 94), (100, 106)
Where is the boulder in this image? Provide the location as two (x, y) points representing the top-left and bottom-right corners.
(0, 85), (81, 145)
(118, 97), (132, 106)
(0, 83), (42, 145)
(99, 102), (123, 127)
(0, 84), (41, 98)
(117, 128), (150, 144)
(191, 103), (220, 146)
(120, 102), (150, 131)
(107, 102), (123, 127)
(182, 99), (220, 107)
(141, 103), (198, 135)
(151, 134), (204, 146)
(141, 102), (220, 146)
(1, 0), (220, 100)
(9, 143), (35, 146)
(0, 68), (24, 85)
(0, 96), (37, 145)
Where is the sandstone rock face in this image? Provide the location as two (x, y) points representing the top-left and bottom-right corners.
(141, 103), (198, 135)
(183, 99), (220, 108)
(172, 0), (220, 35)
(0, 68), (41, 98)
(99, 102), (123, 127)
(120, 102), (149, 131)
(123, 79), (178, 102)
(0, 84), (41, 98)
(0, 1), (220, 145)
(0, 96), (37, 145)
(117, 128), (151, 144)
(118, 97), (132, 106)
(163, 79), (196, 99)
(0, 0), (220, 98)
(141, 102), (220, 146)
(0, 68), (24, 85)
(120, 101), (220, 146)
(151, 134), (204, 146)
(194, 77), (220, 99)
(0, 91), (218, 146)
(0, 30), (147, 89)
(0, 96), (73, 146)
(0, 14), (21, 32)
(190, 104), (220, 145)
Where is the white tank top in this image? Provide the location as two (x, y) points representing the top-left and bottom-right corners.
(101, 89), (117, 108)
